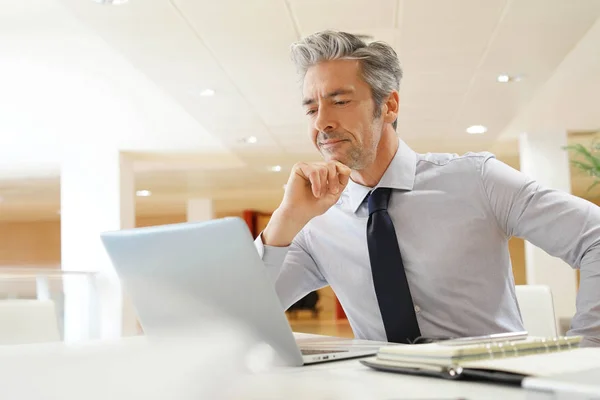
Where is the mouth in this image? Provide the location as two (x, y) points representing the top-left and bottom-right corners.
(319, 139), (349, 149)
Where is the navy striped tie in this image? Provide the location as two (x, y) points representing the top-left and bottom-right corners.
(367, 187), (421, 343)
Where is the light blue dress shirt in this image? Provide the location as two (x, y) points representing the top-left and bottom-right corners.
(255, 139), (600, 346)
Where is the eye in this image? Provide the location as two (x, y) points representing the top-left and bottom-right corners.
(334, 100), (350, 106)
(306, 109), (317, 116)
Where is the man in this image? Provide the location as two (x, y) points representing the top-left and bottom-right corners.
(254, 30), (600, 346)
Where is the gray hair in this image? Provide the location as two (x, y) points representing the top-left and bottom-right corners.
(290, 30), (402, 130)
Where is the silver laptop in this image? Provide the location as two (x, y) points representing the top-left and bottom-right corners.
(100, 217), (383, 366)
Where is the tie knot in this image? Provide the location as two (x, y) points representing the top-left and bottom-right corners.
(367, 187), (392, 215)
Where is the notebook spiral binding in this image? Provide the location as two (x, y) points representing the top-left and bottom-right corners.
(473, 336), (578, 360)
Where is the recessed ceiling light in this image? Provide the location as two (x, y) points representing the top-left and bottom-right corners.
(240, 136), (258, 144)
(497, 74), (523, 83)
(270, 165), (282, 172)
(199, 89), (215, 97)
(466, 125), (487, 135)
(136, 190), (152, 197)
(93, 0), (128, 4)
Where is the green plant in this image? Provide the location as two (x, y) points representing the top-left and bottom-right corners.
(564, 139), (600, 192)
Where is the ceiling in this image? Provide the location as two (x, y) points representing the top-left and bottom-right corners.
(1, 0), (600, 221)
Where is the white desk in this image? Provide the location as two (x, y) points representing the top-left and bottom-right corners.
(249, 359), (553, 400)
(0, 333), (581, 400)
(237, 333), (554, 400)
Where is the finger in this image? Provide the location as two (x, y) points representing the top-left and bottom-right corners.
(334, 161), (352, 176)
(296, 163), (321, 198)
(308, 169), (321, 198)
(318, 167), (328, 198)
(326, 162), (339, 194)
(338, 173), (350, 189)
(335, 162), (352, 188)
(293, 162), (309, 180)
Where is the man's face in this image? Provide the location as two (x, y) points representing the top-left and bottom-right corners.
(302, 59), (384, 170)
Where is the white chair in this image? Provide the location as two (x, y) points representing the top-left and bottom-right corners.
(515, 285), (558, 337)
(0, 300), (61, 345)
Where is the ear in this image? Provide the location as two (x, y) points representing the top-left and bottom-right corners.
(382, 91), (399, 125)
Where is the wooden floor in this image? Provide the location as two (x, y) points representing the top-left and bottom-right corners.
(286, 311), (353, 338)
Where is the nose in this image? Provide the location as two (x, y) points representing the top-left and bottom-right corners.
(314, 107), (338, 133)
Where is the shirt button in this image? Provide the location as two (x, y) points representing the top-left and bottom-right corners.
(414, 305), (421, 314)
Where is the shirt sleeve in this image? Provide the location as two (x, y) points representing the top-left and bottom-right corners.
(480, 155), (600, 347)
(254, 228), (328, 310)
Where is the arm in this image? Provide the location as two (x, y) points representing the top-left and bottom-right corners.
(481, 156), (600, 346)
(251, 161), (351, 310)
(255, 227), (327, 310)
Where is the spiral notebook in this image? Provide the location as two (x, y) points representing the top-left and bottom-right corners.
(361, 335), (584, 385)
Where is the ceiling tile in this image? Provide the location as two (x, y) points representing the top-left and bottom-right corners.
(398, 0), (508, 74)
(174, 0), (304, 127)
(479, 0), (600, 75)
(398, 0), (508, 51)
(268, 123), (308, 138)
(459, 0), (600, 141)
(290, 0), (398, 34)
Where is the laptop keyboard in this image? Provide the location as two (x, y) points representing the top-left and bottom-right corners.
(300, 348), (349, 355)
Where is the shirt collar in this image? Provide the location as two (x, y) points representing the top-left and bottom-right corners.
(345, 138), (417, 213)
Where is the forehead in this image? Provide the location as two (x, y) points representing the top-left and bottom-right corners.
(302, 59), (364, 96)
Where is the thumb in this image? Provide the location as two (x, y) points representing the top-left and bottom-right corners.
(336, 162), (352, 188)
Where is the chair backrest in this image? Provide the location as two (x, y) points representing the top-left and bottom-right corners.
(0, 300), (61, 345)
(515, 285), (558, 337)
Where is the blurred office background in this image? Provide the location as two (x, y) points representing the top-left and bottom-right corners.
(1, 0), (600, 343)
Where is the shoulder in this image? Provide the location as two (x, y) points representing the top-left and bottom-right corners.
(417, 150), (496, 167)
(416, 150), (496, 175)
